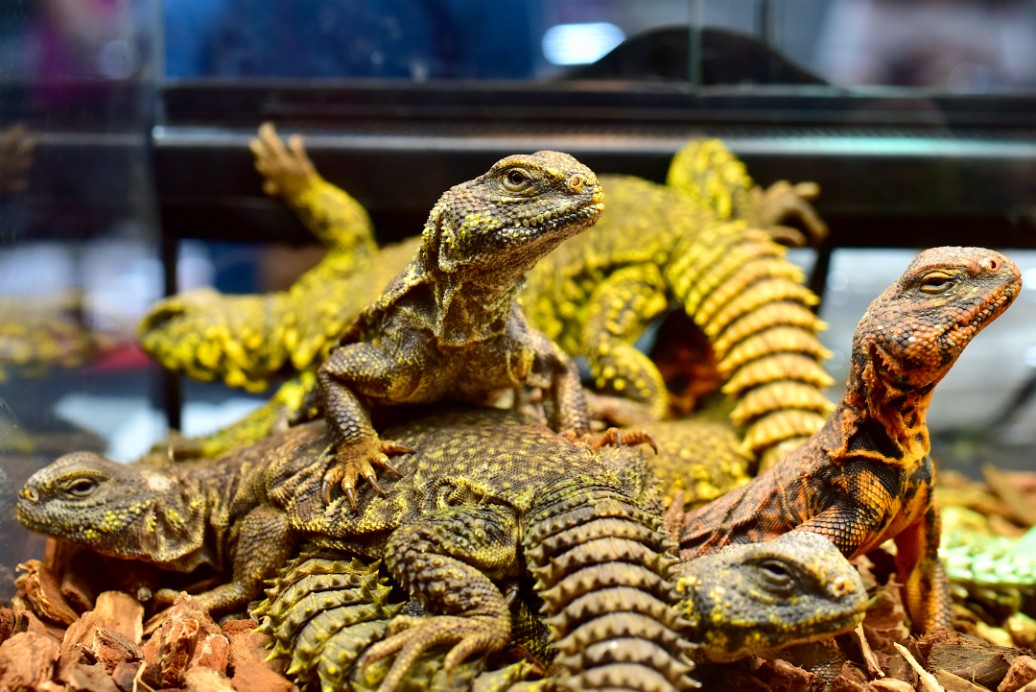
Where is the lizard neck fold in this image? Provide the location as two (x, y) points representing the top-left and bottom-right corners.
(824, 345), (935, 466)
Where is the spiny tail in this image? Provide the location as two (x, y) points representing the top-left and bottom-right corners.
(665, 222), (835, 467)
(524, 481), (696, 691)
(254, 552), (402, 692)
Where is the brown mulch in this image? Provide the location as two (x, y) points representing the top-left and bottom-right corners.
(2, 469), (1034, 691)
(0, 549), (296, 692)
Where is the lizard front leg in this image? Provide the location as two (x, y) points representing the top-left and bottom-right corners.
(893, 502), (953, 633)
(363, 504), (518, 692)
(156, 505), (296, 614)
(791, 495), (887, 558)
(582, 264), (671, 421)
(318, 342), (417, 508)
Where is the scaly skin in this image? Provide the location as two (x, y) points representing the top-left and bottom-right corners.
(20, 410), (693, 691)
(138, 123), (402, 391)
(665, 137), (827, 247)
(672, 531), (866, 663)
(18, 408), (869, 691)
(677, 246), (1022, 633)
(526, 176), (833, 464)
(941, 526), (1036, 591)
(138, 129), (831, 466)
(16, 442), (302, 614)
(286, 410), (693, 691)
(259, 530), (865, 692)
(638, 416), (753, 509)
(316, 151), (601, 506)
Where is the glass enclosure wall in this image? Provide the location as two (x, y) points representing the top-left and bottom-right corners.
(0, 0), (163, 597)
(161, 0), (1036, 89)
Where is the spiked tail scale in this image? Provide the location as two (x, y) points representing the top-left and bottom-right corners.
(523, 480), (697, 690)
(666, 224), (834, 466)
(255, 552), (402, 691)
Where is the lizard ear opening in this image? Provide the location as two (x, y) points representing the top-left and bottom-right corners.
(422, 203), (466, 274)
(136, 494), (206, 565)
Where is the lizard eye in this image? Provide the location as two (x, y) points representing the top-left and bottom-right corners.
(917, 272), (955, 294)
(502, 168), (532, 192)
(754, 559), (795, 592)
(63, 477), (98, 498)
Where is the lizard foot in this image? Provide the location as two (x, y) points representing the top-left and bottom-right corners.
(361, 614), (507, 692)
(560, 427), (658, 453)
(250, 122), (316, 199)
(321, 438), (412, 509)
(750, 180), (827, 247)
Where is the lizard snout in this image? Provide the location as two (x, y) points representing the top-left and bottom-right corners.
(20, 486), (38, 503)
(567, 174), (586, 194)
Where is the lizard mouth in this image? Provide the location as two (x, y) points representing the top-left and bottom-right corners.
(762, 605), (867, 650)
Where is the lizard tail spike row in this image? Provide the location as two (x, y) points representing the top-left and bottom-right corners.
(523, 479), (698, 691)
(665, 221), (834, 467)
(256, 552), (404, 692)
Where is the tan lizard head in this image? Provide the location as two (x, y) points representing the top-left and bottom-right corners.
(17, 451), (206, 565)
(424, 150), (604, 276)
(851, 246), (1021, 392)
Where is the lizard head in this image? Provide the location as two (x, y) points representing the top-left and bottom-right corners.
(425, 151), (604, 278)
(673, 531), (867, 663)
(852, 246), (1021, 392)
(17, 451), (206, 565)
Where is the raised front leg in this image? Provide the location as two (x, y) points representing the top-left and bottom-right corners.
(251, 122), (377, 257)
(793, 500), (886, 558)
(156, 505), (295, 614)
(318, 342), (417, 507)
(582, 264), (670, 420)
(363, 504), (518, 692)
(893, 503), (953, 632)
(520, 324), (591, 435)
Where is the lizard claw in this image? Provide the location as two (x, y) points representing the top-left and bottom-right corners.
(591, 427), (659, 454)
(321, 438), (412, 510)
(749, 180), (828, 247)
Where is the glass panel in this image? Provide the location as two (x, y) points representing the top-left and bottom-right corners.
(161, 0), (696, 81)
(700, 0), (1036, 91)
(161, 0), (1036, 91)
(0, 0), (163, 599)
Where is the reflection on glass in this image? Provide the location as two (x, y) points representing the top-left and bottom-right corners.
(0, 0), (163, 593)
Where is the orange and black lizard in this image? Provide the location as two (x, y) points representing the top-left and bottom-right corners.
(676, 246), (1021, 633)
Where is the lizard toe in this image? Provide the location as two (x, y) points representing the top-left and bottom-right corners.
(362, 615), (505, 692)
(591, 427), (658, 454)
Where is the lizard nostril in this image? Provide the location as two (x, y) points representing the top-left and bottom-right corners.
(20, 487), (38, 503)
(984, 257), (1000, 273)
(567, 175), (584, 193)
(830, 576), (850, 598)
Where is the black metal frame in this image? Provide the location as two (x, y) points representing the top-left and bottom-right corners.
(155, 82), (1036, 253)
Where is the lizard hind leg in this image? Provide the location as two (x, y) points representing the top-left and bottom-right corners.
(582, 264), (671, 421)
(364, 504), (519, 692)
